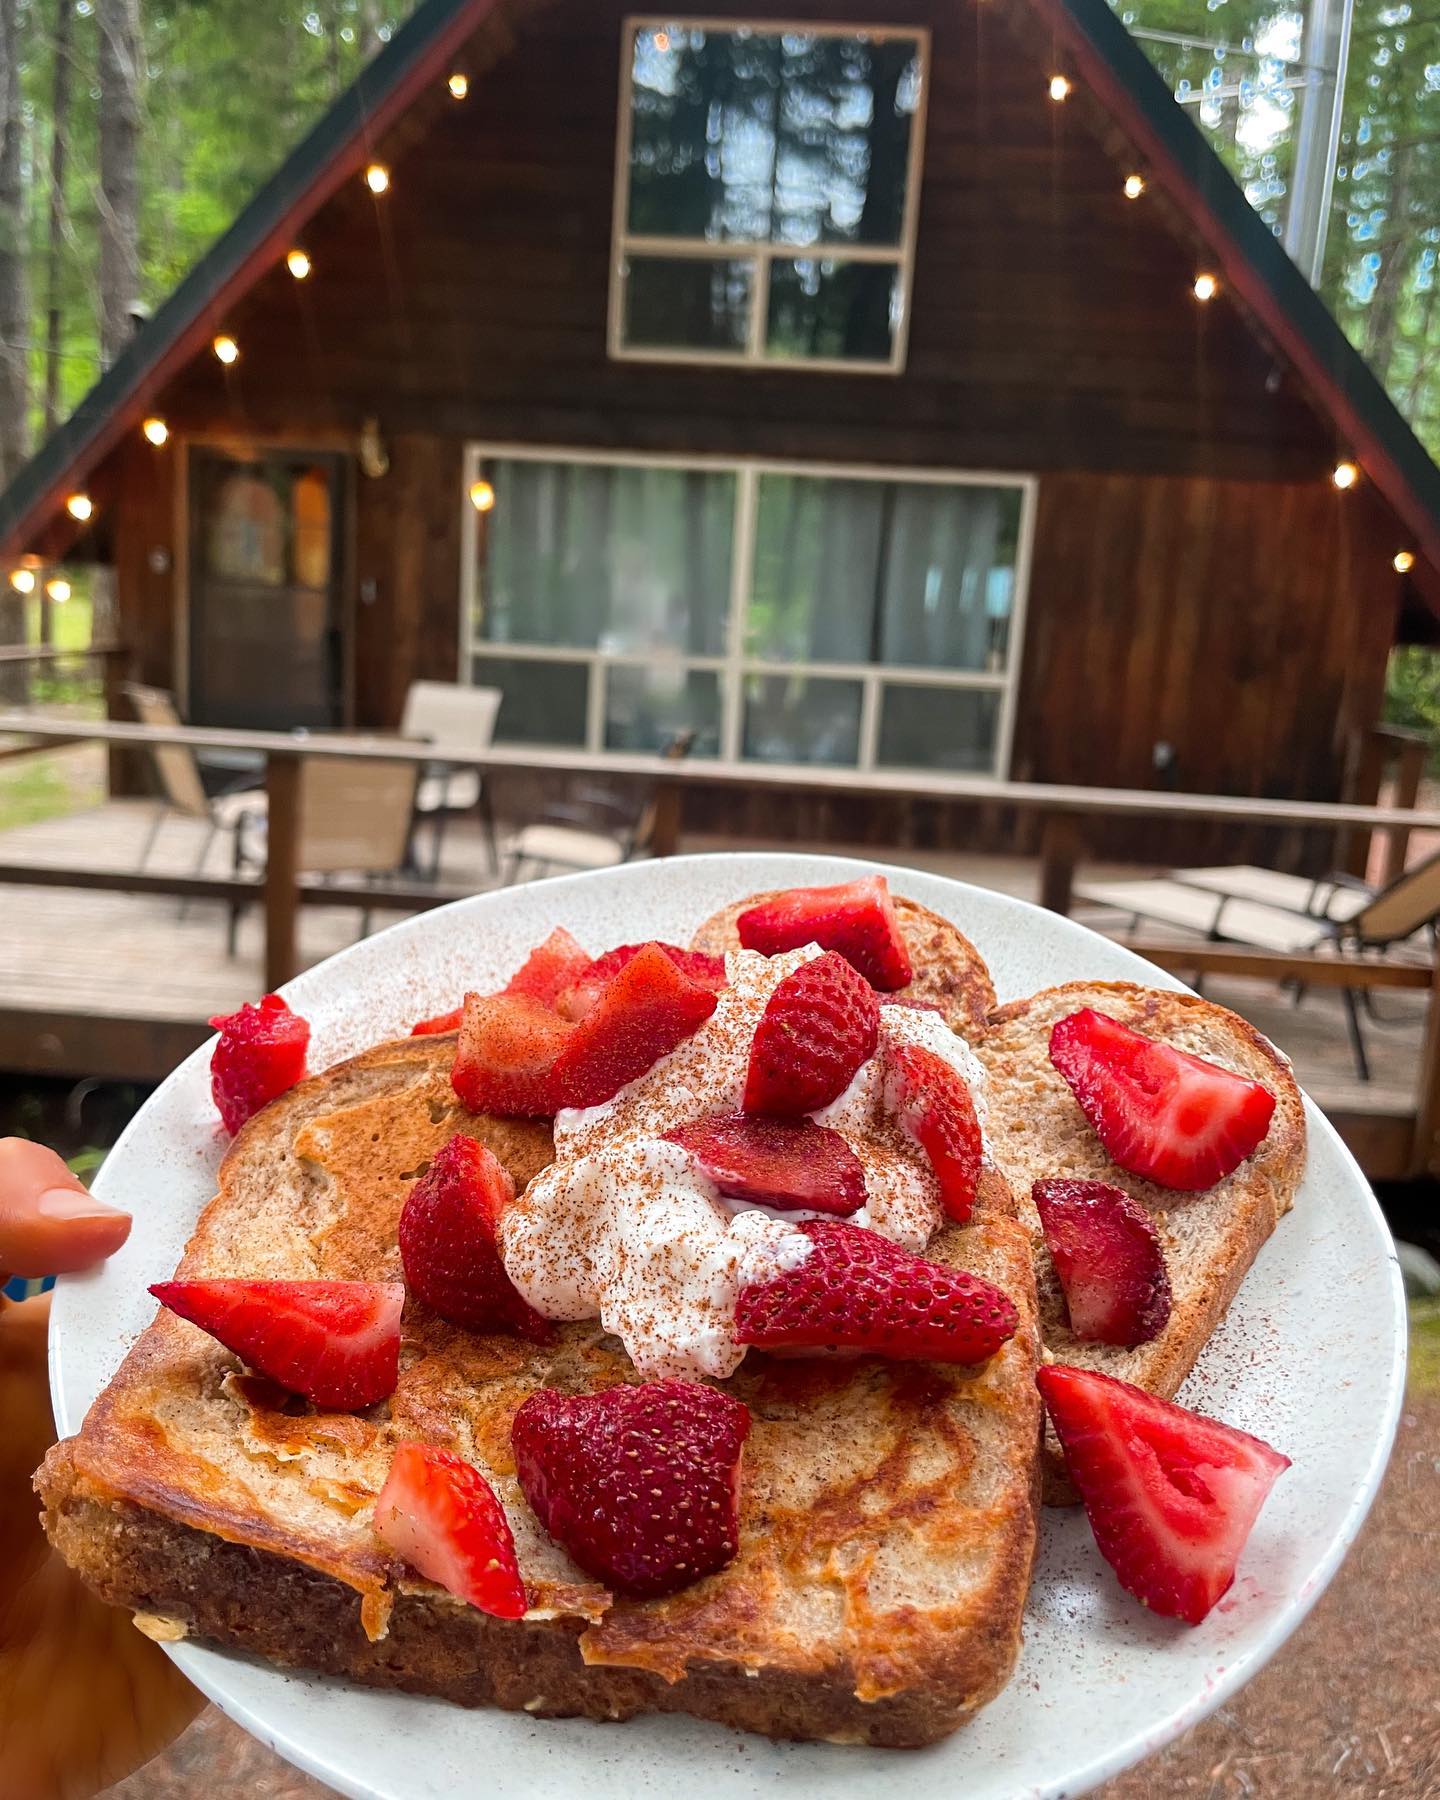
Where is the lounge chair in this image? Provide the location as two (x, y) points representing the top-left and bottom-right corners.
(124, 682), (262, 894)
(399, 680), (502, 877)
(1168, 864), (1371, 922)
(502, 730), (695, 884)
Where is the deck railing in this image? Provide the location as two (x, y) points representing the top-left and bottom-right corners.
(2, 709), (1438, 1176)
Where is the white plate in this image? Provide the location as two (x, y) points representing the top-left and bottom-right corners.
(50, 852), (1405, 1800)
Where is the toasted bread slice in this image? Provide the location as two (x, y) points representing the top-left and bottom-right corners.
(689, 891), (996, 1037)
(38, 1032), (1042, 1747)
(976, 981), (1305, 1503)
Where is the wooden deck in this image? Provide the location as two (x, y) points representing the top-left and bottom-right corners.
(0, 801), (1420, 1177)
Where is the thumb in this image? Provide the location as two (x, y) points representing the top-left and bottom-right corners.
(0, 1138), (131, 1279)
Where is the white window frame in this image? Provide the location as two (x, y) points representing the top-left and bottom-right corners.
(460, 443), (1037, 779)
(608, 17), (931, 374)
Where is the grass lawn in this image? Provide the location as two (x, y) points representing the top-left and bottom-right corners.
(0, 595), (107, 831)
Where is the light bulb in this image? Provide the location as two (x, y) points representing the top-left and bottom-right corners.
(1123, 173), (1145, 199)
(9, 567), (36, 593)
(286, 248), (312, 280)
(1049, 74), (1071, 101)
(365, 163), (390, 194)
(1193, 273), (1218, 302)
(142, 416), (168, 446)
(447, 71), (468, 98)
(469, 478), (496, 513)
(1394, 550), (1416, 573)
(1332, 461), (1359, 490)
(653, 29), (671, 51)
(65, 492), (93, 521)
(213, 334), (239, 364)
(46, 577), (71, 602)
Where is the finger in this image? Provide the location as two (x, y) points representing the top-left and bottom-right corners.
(0, 1138), (131, 1279)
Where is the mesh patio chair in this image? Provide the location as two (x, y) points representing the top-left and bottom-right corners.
(398, 680), (502, 877)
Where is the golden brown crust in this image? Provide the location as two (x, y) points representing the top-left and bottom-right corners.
(38, 1036), (1042, 1744)
(689, 892), (996, 1038)
(976, 981), (1306, 1504)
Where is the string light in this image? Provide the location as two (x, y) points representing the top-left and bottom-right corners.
(213, 334), (239, 364)
(469, 478), (496, 513)
(65, 492), (92, 521)
(364, 163), (391, 194)
(653, 29), (670, 50)
(1394, 550), (1416, 573)
(1048, 74), (1072, 101)
(9, 567), (35, 593)
(447, 71), (469, 98)
(1332, 460), (1359, 490)
(286, 248), (312, 280)
(1123, 173), (1146, 199)
(1192, 273), (1218, 301)
(45, 577), (71, 603)
(142, 416), (168, 446)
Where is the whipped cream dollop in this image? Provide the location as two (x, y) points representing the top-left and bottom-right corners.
(499, 945), (989, 1381)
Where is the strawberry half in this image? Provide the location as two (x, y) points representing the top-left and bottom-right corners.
(1048, 1009), (1277, 1192)
(374, 1441), (527, 1619)
(150, 1278), (402, 1410)
(664, 1113), (865, 1216)
(744, 951), (879, 1116)
(511, 1379), (750, 1598)
(1033, 1177), (1172, 1346)
(208, 994), (310, 1133)
(1038, 1364), (1290, 1625)
(451, 992), (573, 1116)
(410, 1005), (463, 1037)
(399, 1135), (552, 1341)
(883, 1041), (982, 1223)
(556, 943), (726, 1022)
(549, 942), (719, 1109)
(737, 874), (913, 990)
(735, 1218), (1018, 1363)
(501, 926), (592, 1007)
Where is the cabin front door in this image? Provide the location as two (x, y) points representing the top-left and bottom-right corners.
(187, 447), (347, 728)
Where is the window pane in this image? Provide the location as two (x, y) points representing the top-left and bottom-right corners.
(765, 258), (897, 363)
(605, 665), (720, 757)
(625, 25), (921, 248)
(743, 674), (861, 765)
(877, 685), (1002, 773)
(476, 459), (735, 655)
(622, 256), (753, 353)
(478, 657), (589, 748)
(747, 474), (1023, 672)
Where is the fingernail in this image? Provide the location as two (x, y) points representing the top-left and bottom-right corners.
(36, 1186), (129, 1223)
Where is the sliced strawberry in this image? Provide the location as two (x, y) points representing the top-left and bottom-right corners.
(511, 1379), (750, 1598)
(1038, 1364), (1290, 1625)
(883, 1041), (983, 1223)
(735, 1218), (1018, 1363)
(398, 1135), (552, 1341)
(744, 951), (879, 1116)
(737, 874), (913, 990)
(374, 1441), (527, 1619)
(549, 942), (719, 1109)
(664, 1113), (865, 1216)
(451, 992), (573, 1117)
(556, 943), (727, 1022)
(208, 993), (310, 1133)
(410, 1005), (463, 1037)
(501, 926), (591, 1007)
(150, 1278), (402, 1410)
(1049, 1009), (1277, 1192)
(1033, 1177), (1172, 1347)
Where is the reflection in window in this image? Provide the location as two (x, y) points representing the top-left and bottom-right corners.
(480, 656), (590, 747)
(877, 686), (1002, 772)
(622, 256), (754, 352)
(206, 472), (285, 584)
(606, 665), (721, 755)
(615, 22), (926, 367)
(743, 674), (862, 765)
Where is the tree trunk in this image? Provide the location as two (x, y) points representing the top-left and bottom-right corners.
(1364, 140), (1412, 387)
(360, 0), (385, 56)
(97, 0), (141, 366)
(0, 0), (31, 489)
(43, 0), (72, 435)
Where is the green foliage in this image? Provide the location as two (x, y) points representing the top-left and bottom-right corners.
(1383, 644), (1440, 762)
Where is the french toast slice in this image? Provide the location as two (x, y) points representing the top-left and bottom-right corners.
(38, 1031), (1043, 1747)
(689, 891), (996, 1037)
(976, 981), (1306, 1503)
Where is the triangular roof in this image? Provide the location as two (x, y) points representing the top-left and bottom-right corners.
(4, 0), (1440, 580)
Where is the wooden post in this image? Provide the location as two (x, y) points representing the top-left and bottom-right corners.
(1341, 727), (1387, 880)
(1381, 738), (1426, 887)
(1038, 812), (1083, 915)
(1413, 932), (1440, 1178)
(649, 779), (682, 858)
(264, 751), (302, 991)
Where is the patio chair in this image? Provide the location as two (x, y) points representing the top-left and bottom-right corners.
(501, 729), (695, 884)
(398, 680), (502, 878)
(124, 682), (261, 888)
(226, 755), (421, 952)
(1169, 864), (1372, 923)
(1076, 848), (1440, 1080)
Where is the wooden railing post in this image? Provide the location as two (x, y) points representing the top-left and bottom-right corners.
(1381, 737), (1427, 887)
(1412, 933), (1440, 1178)
(264, 751), (302, 991)
(649, 781), (682, 858)
(1038, 812), (1083, 915)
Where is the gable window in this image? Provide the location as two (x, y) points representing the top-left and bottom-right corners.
(610, 19), (929, 371)
(462, 447), (1034, 778)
